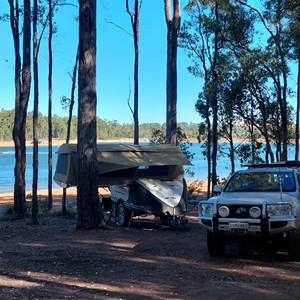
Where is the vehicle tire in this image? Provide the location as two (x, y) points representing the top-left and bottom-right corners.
(207, 230), (225, 257)
(115, 202), (131, 227)
(102, 198), (112, 225)
(160, 213), (173, 226)
(288, 229), (300, 261)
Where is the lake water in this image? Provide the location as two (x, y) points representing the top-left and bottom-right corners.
(0, 143), (297, 193)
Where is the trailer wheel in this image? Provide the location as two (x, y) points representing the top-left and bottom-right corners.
(115, 202), (131, 227)
(207, 230), (225, 257)
(160, 213), (174, 226)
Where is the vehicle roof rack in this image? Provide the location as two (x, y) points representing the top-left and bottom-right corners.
(243, 160), (300, 169)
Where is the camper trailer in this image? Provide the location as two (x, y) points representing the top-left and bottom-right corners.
(54, 143), (192, 226)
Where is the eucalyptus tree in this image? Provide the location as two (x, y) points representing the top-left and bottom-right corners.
(61, 47), (79, 216)
(48, 0), (54, 210)
(235, 0), (295, 161)
(259, 0), (293, 161)
(31, 0), (53, 223)
(236, 54), (277, 163)
(77, 0), (100, 229)
(31, 0), (40, 224)
(9, 0), (31, 218)
(44, 0), (73, 212)
(180, 0), (221, 192)
(126, 0), (142, 145)
(181, 0), (254, 192)
(285, 0), (300, 159)
(218, 69), (246, 174)
(164, 0), (181, 145)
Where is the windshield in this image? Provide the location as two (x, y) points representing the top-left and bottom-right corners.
(224, 171), (295, 192)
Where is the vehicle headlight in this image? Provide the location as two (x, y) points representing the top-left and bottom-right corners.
(249, 206), (261, 218)
(267, 203), (293, 217)
(199, 203), (214, 216)
(218, 205), (230, 217)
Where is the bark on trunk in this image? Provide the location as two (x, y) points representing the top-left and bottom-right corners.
(77, 0), (100, 229)
(164, 0), (181, 145)
(10, 0), (31, 218)
(62, 46), (79, 216)
(48, 0), (53, 210)
(126, 0), (141, 145)
(32, 0), (39, 225)
(295, 52), (300, 160)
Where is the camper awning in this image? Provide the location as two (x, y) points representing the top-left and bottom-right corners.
(54, 143), (192, 187)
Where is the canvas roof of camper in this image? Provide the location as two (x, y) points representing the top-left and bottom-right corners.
(54, 143), (192, 188)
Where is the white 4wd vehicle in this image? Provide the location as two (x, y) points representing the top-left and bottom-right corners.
(198, 161), (300, 260)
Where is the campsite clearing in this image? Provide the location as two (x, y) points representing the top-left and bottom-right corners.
(0, 210), (299, 299)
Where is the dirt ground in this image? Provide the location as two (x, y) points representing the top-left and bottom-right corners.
(0, 200), (300, 300)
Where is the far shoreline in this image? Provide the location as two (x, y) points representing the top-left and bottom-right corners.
(0, 137), (250, 148)
(0, 138), (154, 147)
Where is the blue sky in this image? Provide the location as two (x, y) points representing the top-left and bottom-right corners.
(0, 0), (201, 125)
(1, 1), (298, 125)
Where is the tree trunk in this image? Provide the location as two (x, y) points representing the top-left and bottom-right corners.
(48, 0), (53, 210)
(62, 46), (79, 216)
(295, 52), (300, 160)
(77, 0), (100, 229)
(228, 123), (235, 175)
(10, 0), (31, 218)
(211, 0), (219, 188)
(126, 0), (141, 145)
(281, 74), (288, 161)
(206, 111), (211, 199)
(32, 0), (39, 225)
(164, 0), (181, 145)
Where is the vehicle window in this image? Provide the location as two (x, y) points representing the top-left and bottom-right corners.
(224, 171), (295, 192)
(56, 154), (69, 175)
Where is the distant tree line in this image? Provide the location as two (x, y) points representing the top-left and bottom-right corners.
(0, 109), (200, 141)
(2, 107), (291, 144)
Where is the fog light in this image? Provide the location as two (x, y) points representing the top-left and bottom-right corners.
(249, 206), (261, 218)
(218, 205), (230, 217)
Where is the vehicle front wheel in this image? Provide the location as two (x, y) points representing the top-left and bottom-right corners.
(115, 202), (131, 227)
(288, 229), (300, 261)
(207, 230), (225, 257)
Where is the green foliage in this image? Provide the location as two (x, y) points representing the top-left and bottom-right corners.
(0, 109), (14, 140)
(236, 142), (264, 166)
(149, 126), (195, 177)
(181, 0), (300, 170)
(0, 109), (200, 142)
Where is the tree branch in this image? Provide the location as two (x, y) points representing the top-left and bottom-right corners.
(105, 19), (133, 37)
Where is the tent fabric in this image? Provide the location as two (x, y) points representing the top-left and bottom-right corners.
(54, 143), (192, 188)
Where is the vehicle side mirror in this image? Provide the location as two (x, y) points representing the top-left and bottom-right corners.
(213, 185), (222, 193)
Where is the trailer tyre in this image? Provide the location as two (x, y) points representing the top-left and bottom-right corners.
(115, 202), (131, 227)
(207, 230), (225, 257)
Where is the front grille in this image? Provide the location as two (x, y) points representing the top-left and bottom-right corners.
(218, 204), (263, 219)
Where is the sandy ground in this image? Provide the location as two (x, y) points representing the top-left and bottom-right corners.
(0, 187), (76, 216)
(0, 194), (299, 299)
(0, 139), (72, 147)
(0, 187), (115, 217)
